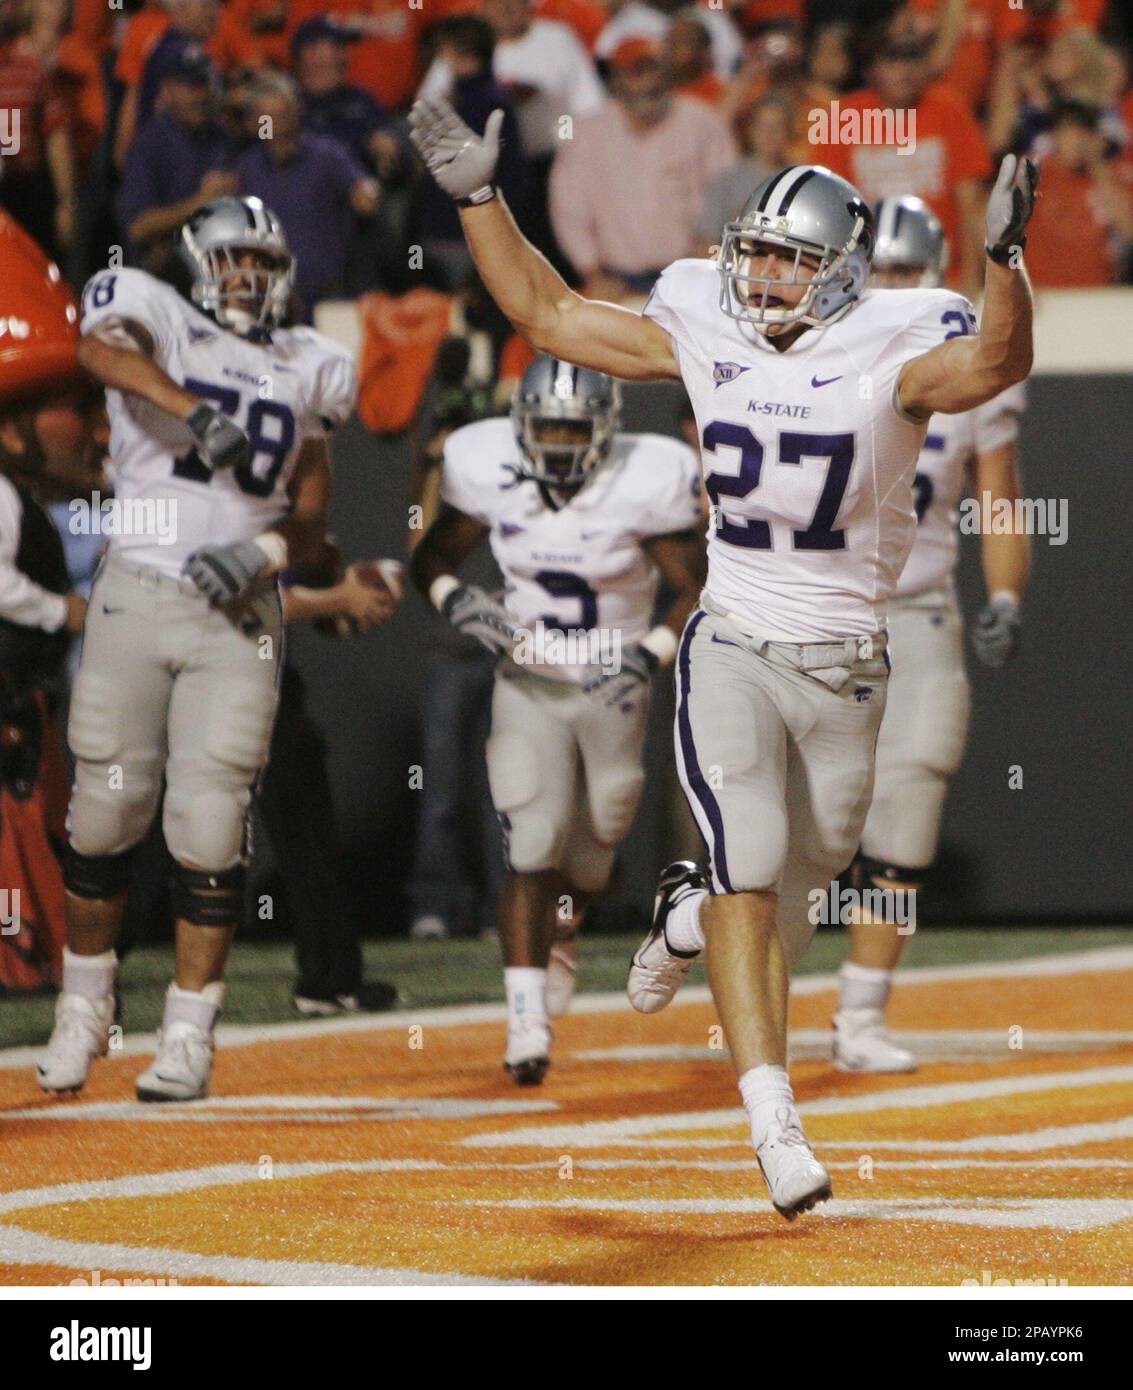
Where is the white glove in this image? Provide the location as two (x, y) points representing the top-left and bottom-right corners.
(408, 96), (503, 203)
(442, 583), (516, 658)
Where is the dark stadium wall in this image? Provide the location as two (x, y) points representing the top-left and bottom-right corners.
(277, 376), (1132, 935)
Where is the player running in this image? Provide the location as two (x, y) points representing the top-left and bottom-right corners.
(830, 196), (1031, 1074)
(410, 355), (703, 1084)
(36, 196), (357, 1102)
(409, 95), (1035, 1217)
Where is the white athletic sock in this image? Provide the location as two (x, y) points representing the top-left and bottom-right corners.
(163, 981), (224, 1034)
(504, 966), (548, 1027)
(62, 947), (117, 1003)
(664, 888), (707, 954)
(739, 1064), (797, 1148)
(838, 961), (892, 1014)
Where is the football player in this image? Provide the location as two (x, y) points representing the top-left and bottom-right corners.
(410, 355), (704, 1084)
(409, 97), (1035, 1217)
(830, 196), (1030, 1074)
(36, 196), (357, 1102)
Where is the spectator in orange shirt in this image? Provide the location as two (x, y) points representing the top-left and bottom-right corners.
(29, 0), (105, 178)
(285, 1), (425, 113)
(988, 25), (1111, 156)
(815, 32), (992, 295)
(225, 0), (290, 68)
(535, 0), (606, 52)
(1025, 100), (1133, 287)
(665, 9), (726, 107)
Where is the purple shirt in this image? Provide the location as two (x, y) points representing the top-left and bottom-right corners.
(118, 113), (234, 252)
(235, 132), (364, 315)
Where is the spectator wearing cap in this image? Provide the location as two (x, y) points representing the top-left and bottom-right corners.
(814, 32), (992, 296)
(235, 72), (380, 318)
(696, 92), (792, 252)
(294, 17), (412, 294)
(664, 8), (726, 106)
(294, 18), (407, 180)
(118, 44), (237, 267)
(1024, 100), (1133, 287)
(413, 17), (528, 292)
(549, 35), (736, 300)
(285, 0), (426, 114)
(721, 19), (833, 165)
(113, 0), (263, 168)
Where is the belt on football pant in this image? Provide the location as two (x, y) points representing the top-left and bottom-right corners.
(699, 595), (888, 669)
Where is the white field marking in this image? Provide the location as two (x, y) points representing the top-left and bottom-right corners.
(4, 944), (1132, 1070)
(574, 1031), (1133, 1064)
(458, 1196), (1133, 1231)
(0, 1095), (559, 1125)
(462, 1064), (1133, 1149)
(0, 1226), (528, 1287)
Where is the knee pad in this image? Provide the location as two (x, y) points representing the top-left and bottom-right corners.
(586, 768), (645, 849)
(851, 853), (926, 892)
(164, 786), (249, 873)
(63, 844), (138, 900)
(171, 863), (245, 928)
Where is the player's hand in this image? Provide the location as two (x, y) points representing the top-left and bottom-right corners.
(971, 594), (1021, 667)
(408, 96), (503, 202)
(582, 642), (658, 704)
(63, 592), (87, 635)
(985, 154), (1039, 267)
(337, 563), (398, 633)
(441, 583), (516, 657)
(183, 539), (271, 607)
(185, 402), (249, 472)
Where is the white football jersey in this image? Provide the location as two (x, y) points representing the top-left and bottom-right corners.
(643, 257), (977, 639)
(897, 382), (1025, 597)
(441, 416), (702, 684)
(80, 267), (356, 576)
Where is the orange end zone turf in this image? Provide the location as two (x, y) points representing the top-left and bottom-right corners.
(2, 949), (1133, 1286)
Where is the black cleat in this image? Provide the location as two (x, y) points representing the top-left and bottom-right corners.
(504, 1056), (550, 1086)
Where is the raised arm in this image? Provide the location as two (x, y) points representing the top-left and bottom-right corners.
(408, 97), (680, 382)
(899, 156), (1038, 421)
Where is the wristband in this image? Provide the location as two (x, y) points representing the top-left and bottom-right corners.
(641, 625), (679, 668)
(986, 238), (1025, 267)
(430, 574), (462, 611)
(456, 184), (497, 209)
(254, 531), (289, 572)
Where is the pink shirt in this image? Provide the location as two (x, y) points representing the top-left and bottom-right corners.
(550, 96), (737, 277)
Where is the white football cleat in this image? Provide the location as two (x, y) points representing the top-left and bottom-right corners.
(546, 935), (578, 1019)
(833, 1008), (917, 1074)
(36, 992), (115, 1094)
(755, 1110), (833, 1221)
(627, 860), (706, 1014)
(504, 1014), (552, 1087)
(136, 1020), (215, 1102)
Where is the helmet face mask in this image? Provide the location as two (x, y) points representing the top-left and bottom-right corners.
(512, 358), (620, 489)
(717, 166), (874, 335)
(180, 197), (295, 335)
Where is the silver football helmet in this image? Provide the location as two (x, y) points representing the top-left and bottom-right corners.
(871, 195), (948, 287)
(179, 196), (294, 335)
(717, 165), (875, 332)
(512, 356), (620, 488)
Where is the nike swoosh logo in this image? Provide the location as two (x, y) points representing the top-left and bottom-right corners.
(811, 375), (843, 388)
(711, 633), (741, 649)
(101, 605), (123, 615)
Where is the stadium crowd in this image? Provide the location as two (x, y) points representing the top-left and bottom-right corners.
(2, 0), (1133, 314)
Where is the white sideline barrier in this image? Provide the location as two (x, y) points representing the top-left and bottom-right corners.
(315, 287), (1133, 376)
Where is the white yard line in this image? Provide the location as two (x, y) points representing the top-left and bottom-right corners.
(3, 943), (1131, 1071)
